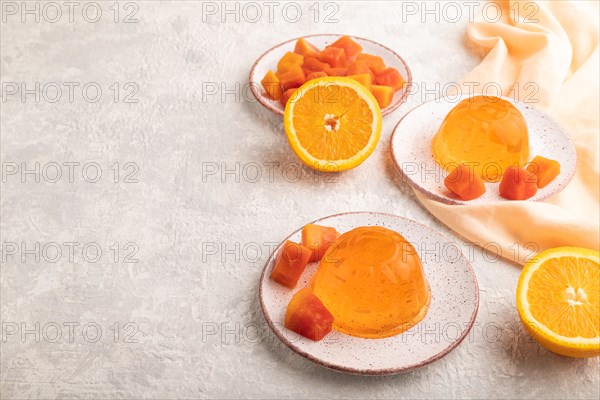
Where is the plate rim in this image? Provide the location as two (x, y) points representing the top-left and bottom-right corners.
(258, 211), (480, 375)
(389, 95), (578, 205)
(249, 33), (413, 117)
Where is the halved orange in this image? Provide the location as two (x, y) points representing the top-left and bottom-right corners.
(283, 77), (382, 172)
(517, 247), (599, 358)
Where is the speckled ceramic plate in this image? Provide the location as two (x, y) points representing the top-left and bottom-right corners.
(259, 212), (479, 375)
(390, 95), (577, 205)
(249, 34), (412, 116)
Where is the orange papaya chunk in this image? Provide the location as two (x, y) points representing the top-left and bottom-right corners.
(357, 53), (386, 75)
(525, 156), (561, 188)
(301, 57), (330, 74)
(278, 67), (306, 90)
(325, 67), (348, 77)
(306, 71), (328, 81)
(346, 73), (372, 91)
(285, 288), (334, 341)
(294, 38), (320, 58)
(444, 163), (486, 201)
(280, 88), (297, 107)
(301, 224), (340, 262)
(328, 35), (363, 61)
(270, 241), (312, 289)
(375, 68), (405, 91)
(261, 70), (283, 101)
(499, 166), (538, 200)
(319, 46), (347, 68)
(370, 85), (394, 109)
(346, 60), (375, 80)
(277, 51), (304, 73)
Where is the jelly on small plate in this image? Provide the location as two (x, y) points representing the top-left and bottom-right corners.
(311, 226), (430, 339)
(390, 95), (576, 205)
(259, 212), (479, 375)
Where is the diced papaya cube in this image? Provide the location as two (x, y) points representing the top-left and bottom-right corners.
(370, 85), (394, 109)
(280, 88), (297, 107)
(319, 46), (347, 68)
(328, 35), (363, 61)
(346, 60), (375, 80)
(294, 38), (320, 58)
(375, 68), (405, 91)
(270, 241), (312, 289)
(278, 67), (306, 90)
(285, 288), (334, 341)
(301, 224), (340, 263)
(301, 57), (330, 75)
(357, 53), (386, 75)
(325, 67), (348, 76)
(261, 70), (283, 101)
(306, 71), (328, 81)
(525, 156), (561, 188)
(444, 163), (486, 201)
(499, 166), (538, 200)
(277, 51), (304, 73)
(346, 73), (372, 91)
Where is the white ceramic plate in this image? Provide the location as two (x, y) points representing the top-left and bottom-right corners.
(390, 95), (577, 205)
(259, 212), (479, 375)
(249, 34), (412, 116)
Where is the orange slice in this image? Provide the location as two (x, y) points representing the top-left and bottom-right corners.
(283, 77), (382, 172)
(516, 247), (599, 358)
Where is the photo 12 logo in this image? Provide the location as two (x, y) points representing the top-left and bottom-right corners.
(400, 1), (539, 24)
(201, 161), (339, 184)
(1, 1), (140, 24)
(407, 81), (540, 104)
(1, 241), (140, 264)
(2, 321), (140, 344)
(200, 1), (340, 24)
(1, 82), (140, 104)
(2, 161), (139, 184)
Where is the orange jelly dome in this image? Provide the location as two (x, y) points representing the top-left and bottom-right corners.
(310, 226), (430, 339)
(432, 96), (529, 182)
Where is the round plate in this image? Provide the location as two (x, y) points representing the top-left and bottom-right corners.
(249, 34), (412, 116)
(259, 212), (479, 375)
(390, 95), (577, 205)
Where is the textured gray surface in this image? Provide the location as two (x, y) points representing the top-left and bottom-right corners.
(1, 1), (598, 399)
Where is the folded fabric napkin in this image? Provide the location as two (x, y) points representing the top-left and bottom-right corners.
(415, 0), (599, 264)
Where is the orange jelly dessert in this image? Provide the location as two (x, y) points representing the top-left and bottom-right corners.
(310, 226), (430, 339)
(432, 96), (530, 182)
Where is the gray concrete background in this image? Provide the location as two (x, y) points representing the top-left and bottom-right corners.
(1, 1), (598, 399)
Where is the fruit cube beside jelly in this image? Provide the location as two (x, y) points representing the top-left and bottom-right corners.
(301, 224), (340, 262)
(525, 156), (561, 188)
(499, 166), (538, 200)
(285, 288), (334, 341)
(270, 241), (312, 288)
(444, 163), (486, 201)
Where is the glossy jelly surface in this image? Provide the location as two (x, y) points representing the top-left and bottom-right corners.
(432, 96), (529, 182)
(310, 226), (430, 339)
